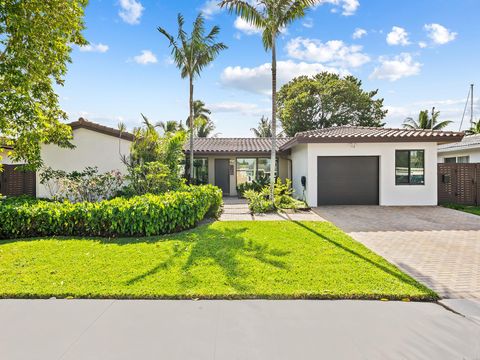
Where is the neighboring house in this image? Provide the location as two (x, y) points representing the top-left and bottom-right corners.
(0, 118), (134, 198)
(2, 120), (464, 207)
(187, 126), (463, 206)
(437, 134), (480, 163)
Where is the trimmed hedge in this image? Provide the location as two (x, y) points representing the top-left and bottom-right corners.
(0, 185), (222, 239)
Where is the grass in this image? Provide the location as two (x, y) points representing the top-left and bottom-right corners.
(444, 204), (480, 216)
(0, 221), (436, 300)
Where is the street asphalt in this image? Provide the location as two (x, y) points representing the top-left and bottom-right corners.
(1, 299), (479, 360)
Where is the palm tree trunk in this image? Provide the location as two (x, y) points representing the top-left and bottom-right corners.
(189, 76), (194, 183)
(270, 33), (277, 203)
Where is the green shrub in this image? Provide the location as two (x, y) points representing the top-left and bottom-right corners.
(244, 189), (274, 214)
(236, 175), (269, 198)
(244, 178), (306, 214)
(0, 185), (222, 239)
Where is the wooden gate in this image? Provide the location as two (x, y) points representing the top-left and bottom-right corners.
(438, 163), (480, 205)
(0, 165), (36, 197)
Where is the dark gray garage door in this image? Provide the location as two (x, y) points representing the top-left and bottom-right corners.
(317, 156), (379, 205)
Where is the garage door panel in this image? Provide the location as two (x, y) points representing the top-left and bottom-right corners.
(317, 156), (379, 205)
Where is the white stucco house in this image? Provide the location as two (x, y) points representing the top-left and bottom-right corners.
(185, 126), (463, 206)
(437, 134), (480, 164)
(0, 118), (134, 197)
(1, 119), (464, 206)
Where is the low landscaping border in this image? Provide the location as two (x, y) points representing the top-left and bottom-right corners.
(0, 185), (222, 238)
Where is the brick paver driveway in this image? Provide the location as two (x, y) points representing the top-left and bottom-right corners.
(313, 206), (480, 299)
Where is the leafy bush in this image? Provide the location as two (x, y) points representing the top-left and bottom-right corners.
(121, 117), (186, 196)
(39, 166), (124, 203)
(244, 189), (274, 214)
(0, 185), (222, 239)
(244, 178), (306, 214)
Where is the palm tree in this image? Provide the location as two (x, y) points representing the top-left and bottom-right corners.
(196, 118), (217, 137)
(220, 0), (319, 201)
(158, 120), (184, 134)
(187, 100), (211, 128)
(465, 120), (480, 135)
(158, 14), (227, 181)
(403, 108), (452, 130)
(251, 116), (272, 137)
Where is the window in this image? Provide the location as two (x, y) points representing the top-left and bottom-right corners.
(395, 150), (425, 185)
(457, 156), (470, 163)
(236, 157), (279, 185)
(444, 157), (456, 164)
(236, 158), (256, 185)
(192, 158), (208, 185)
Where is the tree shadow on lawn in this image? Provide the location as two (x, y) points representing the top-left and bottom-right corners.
(291, 221), (436, 297)
(125, 226), (290, 292)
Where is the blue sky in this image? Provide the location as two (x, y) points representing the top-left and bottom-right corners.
(59, 0), (480, 136)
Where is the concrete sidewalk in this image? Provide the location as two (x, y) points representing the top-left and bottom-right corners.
(1, 299), (479, 360)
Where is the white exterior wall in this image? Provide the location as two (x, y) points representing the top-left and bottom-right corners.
(295, 142), (438, 207)
(37, 128), (132, 198)
(290, 144), (308, 202)
(437, 148), (480, 163)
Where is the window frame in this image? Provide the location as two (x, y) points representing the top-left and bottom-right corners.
(235, 157), (279, 186)
(191, 157), (209, 185)
(395, 149), (425, 186)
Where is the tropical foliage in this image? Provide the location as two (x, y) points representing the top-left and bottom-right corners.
(0, 0), (88, 169)
(39, 166), (124, 203)
(465, 120), (480, 135)
(121, 116), (186, 196)
(244, 178), (305, 213)
(251, 116), (273, 137)
(158, 14), (227, 181)
(403, 109), (452, 130)
(0, 185), (222, 239)
(278, 73), (387, 137)
(220, 0), (320, 201)
(188, 100), (217, 137)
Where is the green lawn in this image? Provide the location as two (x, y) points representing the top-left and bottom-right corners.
(0, 221), (436, 300)
(444, 204), (480, 216)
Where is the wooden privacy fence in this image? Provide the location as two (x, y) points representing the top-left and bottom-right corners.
(438, 163), (480, 205)
(0, 164), (36, 197)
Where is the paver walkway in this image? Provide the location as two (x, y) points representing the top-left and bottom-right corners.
(313, 206), (480, 299)
(1, 299), (479, 360)
(219, 197), (324, 221)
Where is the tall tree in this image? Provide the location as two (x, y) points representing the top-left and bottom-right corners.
(0, 0), (88, 169)
(251, 116), (273, 137)
(465, 120), (480, 135)
(220, 0), (319, 201)
(158, 15), (227, 181)
(196, 118), (217, 137)
(157, 120), (184, 134)
(403, 108), (452, 130)
(278, 73), (387, 137)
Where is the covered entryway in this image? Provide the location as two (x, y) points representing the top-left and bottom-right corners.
(317, 156), (379, 205)
(0, 164), (36, 197)
(214, 159), (230, 195)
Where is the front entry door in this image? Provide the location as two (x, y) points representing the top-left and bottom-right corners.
(215, 159), (230, 195)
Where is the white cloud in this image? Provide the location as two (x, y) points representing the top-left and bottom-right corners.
(210, 102), (268, 116)
(302, 18), (314, 28)
(133, 50), (158, 65)
(79, 43), (109, 53)
(286, 37), (370, 68)
(221, 60), (347, 95)
(234, 17), (262, 35)
(352, 28), (367, 39)
(424, 23), (457, 45)
(118, 0), (144, 25)
(370, 53), (421, 81)
(418, 41), (427, 49)
(200, 0), (221, 19)
(317, 0), (360, 16)
(386, 26), (410, 46)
